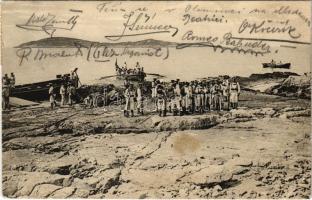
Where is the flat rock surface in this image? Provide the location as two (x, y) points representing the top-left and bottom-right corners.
(2, 91), (311, 198)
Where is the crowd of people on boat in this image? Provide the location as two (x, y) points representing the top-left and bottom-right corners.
(115, 61), (145, 76)
(2, 73), (15, 110)
(122, 77), (241, 117)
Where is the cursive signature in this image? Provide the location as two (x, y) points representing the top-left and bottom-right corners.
(105, 12), (179, 41)
(16, 12), (80, 37)
(238, 19), (301, 39)
(179, 31), (271, 56)
(15, 42), (169, 66)
(16, 43), (84, 66)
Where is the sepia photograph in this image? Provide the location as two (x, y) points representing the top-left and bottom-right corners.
(1, 0), (311, 198)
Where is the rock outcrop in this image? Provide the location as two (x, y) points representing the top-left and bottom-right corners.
(265, 73), (311, 99)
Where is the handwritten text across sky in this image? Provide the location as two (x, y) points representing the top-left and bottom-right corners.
(2, 1), (310, 46)
(2, 1), (311, 83)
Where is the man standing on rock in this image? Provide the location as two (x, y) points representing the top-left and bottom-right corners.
(185, 82), (193, 114)
(67, 84), (75, 106)
(217, 81), (224, 111)
(49, 84), (57, 109)
(195, 82), (204, 114)
(124, 84), (135, 117)
(173, 79), (182, 116)
(211, 80), (221, 111)
(156, 80), (167, 117)
(2, 74), (11, 110)
(180, 82), (187, 115)
(203, 82), (210, 112)
(221, 78), (230, 110)
(136, 83), (144, 115)
(229, 78), (240, 109)
(60, 84), (66, 107)
(151, 78), (158, 111)
(166, 80), (175, 113)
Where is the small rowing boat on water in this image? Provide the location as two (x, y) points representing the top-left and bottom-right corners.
(262, 60), (291, 69)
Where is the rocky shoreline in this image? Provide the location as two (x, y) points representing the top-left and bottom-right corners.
(2, 91), (311, 198)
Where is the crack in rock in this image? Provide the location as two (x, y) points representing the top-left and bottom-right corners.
(132, 131), (174, 168)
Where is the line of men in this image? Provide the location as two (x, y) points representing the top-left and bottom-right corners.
(2, 73), (15, 110)
(152, 78), (241, 117)
(123, 77), (240, 117)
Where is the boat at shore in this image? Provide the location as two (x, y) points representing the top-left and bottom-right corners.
(116, 73), (146, 82)
(11, 68), (80, 101)
(115, 60), (146, 82)
(12, 78), (65, 101)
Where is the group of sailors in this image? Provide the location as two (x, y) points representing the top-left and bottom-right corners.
(49, 83), (77, 109)
(153, 78), (241, 117)
(48, 69), (80, 109)
(123, 81), (144, 117)
(2, 73), (15, 110)
(115, 61), (145, 76)
(122, 77), (241, 117)
(3, 68), (241, 117)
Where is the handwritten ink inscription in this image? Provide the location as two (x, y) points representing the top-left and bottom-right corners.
(16, 44), (169, 66)
(97, 2), (148, 13)
(12, 2), (311, 67)
(238, 19), (301, 39)
(105, 12), (179, 41)
(180, 31), (271, 55)
(182, 14), (227, 25)
(16, 12), (80, 37)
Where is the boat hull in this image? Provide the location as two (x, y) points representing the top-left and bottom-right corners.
(262, 63), (291, 69)
(116, 73), (146, 82)
(11, 79), (64, 101)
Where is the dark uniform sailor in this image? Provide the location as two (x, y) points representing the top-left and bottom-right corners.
(156, 80), (167, 117)
(2, 74), (11, 110)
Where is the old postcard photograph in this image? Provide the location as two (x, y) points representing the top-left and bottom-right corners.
(1, 0), (311, 198)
